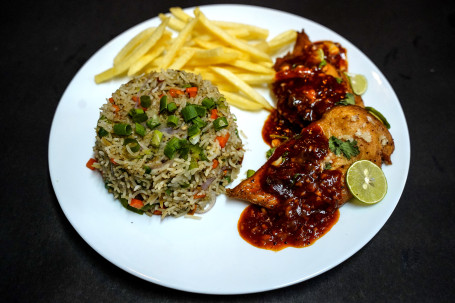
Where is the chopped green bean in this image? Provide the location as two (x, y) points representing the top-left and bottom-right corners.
(146, 118), (160, 129)
(113, 123), (132, 136)
(202, 97), (215, 109)
(213, 116), (229, 131)
(159, 95), (168, 113)
(140, 95), (151, 108)
(181, 104), (198, 122)
(167, 115), (179, 127)
(135, 123), (146, 136)
(97, 127), (108, 138)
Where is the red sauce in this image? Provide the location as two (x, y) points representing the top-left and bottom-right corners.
(238, 126), (343, 251)
(237, 33), (348, 251)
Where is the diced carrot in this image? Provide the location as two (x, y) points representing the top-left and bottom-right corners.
(169, 88), (184, 97)
(186, 86), (198, 97)
(193, 193), (206, 199)
(109, 97), (114, 104)
(153, 210), (162, 215)
(110, 158), (117, 165)
(216, 132), (230, 148)
(112, 104), (120, 112)
(86, 158), (97, 170)
(129, 198), (144, 209)
(132, 96), (139, 103)
(210, 108), (218, 119)
(212, 159), (219, 169)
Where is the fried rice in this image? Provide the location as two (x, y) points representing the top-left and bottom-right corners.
(92, 69), (244, 218)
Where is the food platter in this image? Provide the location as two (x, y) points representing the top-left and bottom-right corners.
(48, 4), (410, 294)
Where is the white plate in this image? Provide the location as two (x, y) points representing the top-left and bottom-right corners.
(49, 4), (410, 295)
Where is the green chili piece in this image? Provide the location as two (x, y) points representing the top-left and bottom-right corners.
(246, 169), (256, 178)
(140, 95), (151, 108)
(113, 123), (132, 136)
(97, 127), (108, 138)
(146, 118), (160, 129)
(159, 95), (168, 113)
(150, 130), (163, 148)
(213, 116), (229, 131)
(135, 123), (146, 136)
(181, 105), (198, 122)
(167, 115), (179, 127)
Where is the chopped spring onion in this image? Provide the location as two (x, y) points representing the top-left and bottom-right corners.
(146, 117), (160, 129)
(135, 123), (146, 137)
(213, 116), (229, 131)
(140, 95), (151, 108)
(150, 130), (163, 148)
(167, 115), (179, 127)
(194, 105), (206, 117)
(144, 166), (152, 174)
(123, 138), (140, 152)
(189, 133), (200, 145)
(164, 137), (181, 159)
(187, 124), (201, 137)
(202, 97), (215, 109)
(129, 108), (148, 123)
(97, 127), (108, 138)
(159, 95), (168, 113)
(181, 105), (198, 122)
(167, 102), (177, 113)
(113, 123), (132, 136)
(246, 169), (256, 178)
(192, 116), (207, 129)
(189, 160), (198, 170)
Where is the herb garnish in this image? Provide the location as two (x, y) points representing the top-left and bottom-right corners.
(328, 136), (360, 160)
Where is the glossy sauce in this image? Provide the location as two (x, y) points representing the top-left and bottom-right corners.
(238, 126), (343, 251)
(273, 41), (349, 128)
(237, 34), (348, 251)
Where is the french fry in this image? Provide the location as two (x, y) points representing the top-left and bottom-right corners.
(169, 48), (195, 70)
(95, 67), (116, 84)
(113, 27), (157, 66)
(237, 73), (275, 85)
(194, 8), (271, 62)
(211, 66), (273, 110)
(220, 90), (264, 111)
(228, 59), (274, 74)
(109, 17), (169, 79)
(213, 21), (269, 40)
(159, 13), (186, 31)
(169, 7), (191, 22)
(267, 29), (297, 54)
(94, 6), (298, 112)
(158, 15), (199, 69)
(128, 44), (166, 76)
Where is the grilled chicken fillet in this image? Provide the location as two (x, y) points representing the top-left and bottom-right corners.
(227, 105), (394, 209)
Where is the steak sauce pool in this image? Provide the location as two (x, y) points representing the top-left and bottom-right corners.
(238, 118), (342, 251)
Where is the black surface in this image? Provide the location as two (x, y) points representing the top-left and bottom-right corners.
(1, 0), (454, 302)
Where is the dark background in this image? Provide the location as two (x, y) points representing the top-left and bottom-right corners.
(1, 0), (454, 302)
